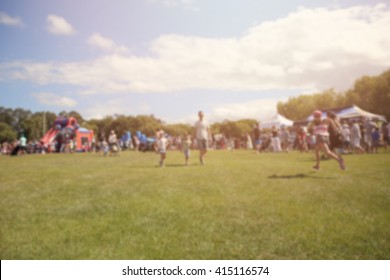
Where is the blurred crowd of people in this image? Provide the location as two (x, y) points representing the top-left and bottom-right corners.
(289, 116), (389, 155)
(2, 116), (389, 157)
(0, 136), (94, 156)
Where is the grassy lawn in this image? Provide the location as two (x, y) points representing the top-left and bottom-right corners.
(1, 149), (389, 259)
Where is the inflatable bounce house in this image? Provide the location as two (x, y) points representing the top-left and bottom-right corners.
(76, 127), (95, 152)
(41, 115), (94, 152)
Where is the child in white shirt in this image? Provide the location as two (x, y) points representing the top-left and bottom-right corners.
(155, 130), (169, 167)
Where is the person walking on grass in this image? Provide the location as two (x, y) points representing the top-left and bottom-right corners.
(308, 110), (346, 171)
(182, 133), (192, 166)
(154, 130), (169, 167)
(102, 138), (109, 156)
(194, 111), (212, 165)
(108, 130), (119, 156)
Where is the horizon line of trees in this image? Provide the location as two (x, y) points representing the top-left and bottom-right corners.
(277, 68), (390, 121)
(0, 107), (258, 143)
(1, 69), (389, 143)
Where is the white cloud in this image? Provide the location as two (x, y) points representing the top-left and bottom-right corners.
(87, 33), (130, 54)
(33, 93), (77, 107)
(168, 98), (283, 124)
(84, 100), (151, 120)
(84, 99), (127, 119)
(150, 0), (198, 10)
(46, 15), (75, 36)
(2, 4), (390, 95)
(209, 99), (282, 123)
(0, 11), (24, 27)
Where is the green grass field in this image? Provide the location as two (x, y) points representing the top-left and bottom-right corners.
(1, 149), (389, 260)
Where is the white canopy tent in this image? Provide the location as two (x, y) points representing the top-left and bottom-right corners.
(260, 114), (294, 129)
(305, 105), (386, 123)
(337, 105), (386, 122)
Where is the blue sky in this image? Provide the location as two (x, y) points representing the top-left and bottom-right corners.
(1, 0), (389, 123)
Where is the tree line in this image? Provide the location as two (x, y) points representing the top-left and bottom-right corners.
(1, 69), (389, 143)
(0, 107), (257, 143)
(277, 69), (390, 121)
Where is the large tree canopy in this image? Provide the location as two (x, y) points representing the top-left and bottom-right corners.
(278, 69), (390, 121)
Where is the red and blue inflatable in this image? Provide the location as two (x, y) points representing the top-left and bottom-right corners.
(41, 116), (80, 152)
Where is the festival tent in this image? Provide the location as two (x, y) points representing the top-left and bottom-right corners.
(260, 114), (294, 129)
(297, 104), (387, 125)
(336, 105), (386, 122)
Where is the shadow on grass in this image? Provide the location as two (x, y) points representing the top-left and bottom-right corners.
(124, 163), (200, 169)
(268, 172), (335, 180)
(164, 163), (191, 168)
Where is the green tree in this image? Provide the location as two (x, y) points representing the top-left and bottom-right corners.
(19, 111), (58, 140)
(87, 116), (114, 140)
(164, 123), (193, 136)
(59, 110), (85, 124)
(0, 107), (14, 126)
(278, 69), (390, 121)
(277, 94), (316, 121)
(110, 115), (133, 137)
(350, 70), (390, 120)
(215, 120), (253, 139)
(0, 122), (17, 143)
(21, 115), (42, 140)
(132, 115), (164, 136)
(13, 108), (32, 132)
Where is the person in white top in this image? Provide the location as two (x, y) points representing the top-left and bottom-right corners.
(308, 110), (346, 171)
(155, 130), (169, 167)
(108, 130), (119, 156)
(350, 120), (365, 154)
(341, 122), (351, 153)
(194, 111), (212, 165)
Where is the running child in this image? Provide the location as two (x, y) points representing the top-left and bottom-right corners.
(308, 110), (346, 171)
